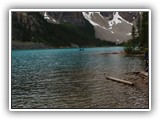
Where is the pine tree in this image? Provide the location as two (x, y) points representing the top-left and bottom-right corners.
(136, 12), (141, 47)
(132, 25), (136, 40)
(136, 12), (141, 37)
(140, 12), (149, 48)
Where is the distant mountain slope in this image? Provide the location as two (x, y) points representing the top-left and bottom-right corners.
(12, 11), (139, 49)
(43, 11), (138, 43)
(82, 12), (137, 43)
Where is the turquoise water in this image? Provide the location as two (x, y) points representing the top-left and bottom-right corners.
(11, 47), (147, 109)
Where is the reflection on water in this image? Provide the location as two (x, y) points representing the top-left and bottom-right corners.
(11, 47), (148, 109)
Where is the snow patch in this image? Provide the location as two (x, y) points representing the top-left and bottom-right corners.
(82, 12), (109, 31)
(82, 12), (98, 26)
(44, 12), (50, 20)
(52, 18), (57, 23)
(82, 12), (118, 34)
(108, 12), (122, 26)
(44, 12), (47, 17)
(126, 32), (132, 36)
(44, 12), (57, 23)
(108, 12), (133, 27)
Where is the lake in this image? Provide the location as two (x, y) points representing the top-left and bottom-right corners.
(11, 47), (148, 109)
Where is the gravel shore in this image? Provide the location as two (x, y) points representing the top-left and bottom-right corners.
(12, 41), (52, 50)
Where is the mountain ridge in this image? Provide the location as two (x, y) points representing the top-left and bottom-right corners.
(43, 11), (139, 43)
(11, 11), (140, 49)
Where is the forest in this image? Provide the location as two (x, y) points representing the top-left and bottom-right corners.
(12, 12), (116, 48)
(124, 12), (149, 53)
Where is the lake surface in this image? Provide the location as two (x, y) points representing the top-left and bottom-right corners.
(11, 47), (148, 109)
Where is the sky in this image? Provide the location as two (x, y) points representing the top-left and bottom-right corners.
(0, 0), (159, 120)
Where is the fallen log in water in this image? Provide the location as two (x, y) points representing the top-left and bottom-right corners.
(105, 76), (134, 86)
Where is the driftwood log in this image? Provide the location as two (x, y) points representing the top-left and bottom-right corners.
(140, 71), (148, 77)
(105, 76), (134, 86)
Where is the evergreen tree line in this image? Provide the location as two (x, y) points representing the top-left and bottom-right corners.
(124, 12), (149, 53)
(12, 12), (116, 48)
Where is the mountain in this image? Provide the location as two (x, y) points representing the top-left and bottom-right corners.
(82, 12), (138, 43)
(43, 12), (86, 26)
(42, 12), (138, 43)
(11, 11), (139, 49)
(12, 12), (97, 48)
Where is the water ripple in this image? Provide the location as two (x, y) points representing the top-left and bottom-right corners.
(11, 47), (148, 109)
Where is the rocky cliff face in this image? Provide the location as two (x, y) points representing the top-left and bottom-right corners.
(12, 12), (99, 48)
(82, 12), (138, 43)
(44, 12), (86, 26)
(43, 11), (139, 43)
(12, 12), (42, 42)
(12, 11), (140, 48)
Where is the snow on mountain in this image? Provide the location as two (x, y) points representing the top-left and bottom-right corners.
(43, 12), (137, 43)
(108, 12), (122, 27)
(126, 32), (132, 36)
(44, 12), (50, 20)
(82, 12), (101, 27)
(43, 12), (57, 23)
(82, 12), (113, 32)
(82, 12), (134, 43)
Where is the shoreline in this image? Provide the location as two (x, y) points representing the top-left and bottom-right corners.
(12, 41), (53, 50)
(125, 71), (149, 94)
(11, 41), (123, 50)
(99, 51), (144, 56)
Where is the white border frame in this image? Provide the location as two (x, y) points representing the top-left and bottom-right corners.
(9, 9), (151, 111)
